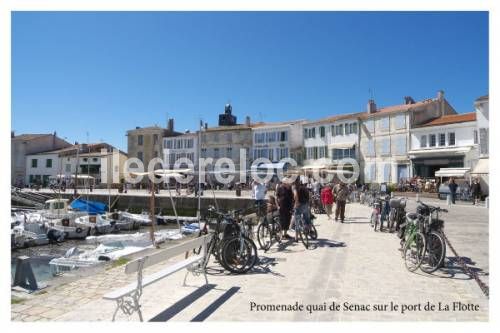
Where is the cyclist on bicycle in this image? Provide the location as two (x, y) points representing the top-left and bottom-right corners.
(292, 179), (311, 241)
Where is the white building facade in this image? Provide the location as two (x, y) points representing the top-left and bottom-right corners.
(163, 132), (198, 170)
(302, 113), (361, 169)
(408, 113), (478, 178)
(252, 121), (305, 165)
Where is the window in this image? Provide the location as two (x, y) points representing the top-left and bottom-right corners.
(448, 132), (456, 146)
(364, 163), (376, 182)
(280, 131), (287, 142)
(201, 148), (207, 158)
(383, 163), (391, 182)
(474, 130), (478, 144)
(320, 126), (325, 138)
(31, 159), (38, 168)
(137, 152), (143, 161)
(138, 135), (143, 146)
(345, 124), (350, 135)
(153, 134), (159, 145)
(153, 151), (158, 158)
(429, 134), (436, 147)
(394, 114), (406, 129)
(166, 140), (172, 149)
(480, 128), (489, 155)
(65, 164), (71, 172)
(319, 146), (327, 158)
(365, 120), (375, 133)
(379, 117), (390, 132)
(332, 148), (355, 160)
(379, 138), (391, 156)
(214, 148), (220, 159)
(439, 133), (446, 146)
(339, 124), (344, 135)
(331, 125), (335, 136)
(352, 122), (358, 134)
(394, 136), (407, 155)
(83, 158), (88, 162)
(366, 140), (375, 157)
(226, 147), (232, 158)
(46, 159), (52, 168)
(420, 135), (427, 148)
(92, 157), (98, 162)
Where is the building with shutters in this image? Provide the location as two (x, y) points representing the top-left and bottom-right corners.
(408, 113), (478, 178)
(302, 113), (363, 173)
(359, 91), (457, 184)
(252, 120), (306, 167)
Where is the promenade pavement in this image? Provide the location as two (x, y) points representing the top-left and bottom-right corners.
(11, 202), (488, 321)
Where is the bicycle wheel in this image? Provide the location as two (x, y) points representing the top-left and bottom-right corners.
(309, 224), (318, 240)
(222, 236), (258, 274)
(420, 231), (446, 274)
(404, 231), (426, 272)
(272, 218), (283, 243)
(256, 222), (272, 251)
(298, 222), (309, 249)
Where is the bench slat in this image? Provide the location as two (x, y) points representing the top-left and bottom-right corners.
(103, 255), (203, 300)
(125, 234), (212, 274)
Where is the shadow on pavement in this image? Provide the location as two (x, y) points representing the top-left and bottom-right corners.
(309, 238), (346, 250)
(190, 286), (240, 322)
(246, 256), (284, 277)
(149, 283), (216, 322)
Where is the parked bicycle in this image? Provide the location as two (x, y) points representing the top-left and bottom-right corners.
(399, 212), (426, 272)
(195, 205), (257, 274)
(256, 202), (283, 252)
(388, 197), (407, 233)
(416, 200), (448, 273)
(293, 208), (317, 249)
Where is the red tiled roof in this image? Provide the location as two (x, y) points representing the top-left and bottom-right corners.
(12, 134), (52, 141)
(417, 112), (476, 127)
(305, 112), (365, 126)
(359, 98), (437, 119)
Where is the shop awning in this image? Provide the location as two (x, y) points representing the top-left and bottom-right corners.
(408, 146), (472, 157)
(252, 162), (286, 170)
(435, 167), (471, 178)
(329, 142), (355, 149)
(471, 158), (489, 174)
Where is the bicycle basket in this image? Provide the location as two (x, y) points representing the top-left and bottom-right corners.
(416, 204), (430, 216)
(221, 219), (240, 239)
(430, 218), (445, 231)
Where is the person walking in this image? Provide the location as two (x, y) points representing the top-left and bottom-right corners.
(320, 183), (334, 220)
(448, 177), (458, 204)
(276, 180), (294, 239)
(252, 180), (267, 216)
(471, 178), (482, 205)
(333, 182), (349, 223)
(292, 179), (311, 241)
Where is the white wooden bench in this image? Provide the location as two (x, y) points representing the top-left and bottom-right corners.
(103, 234), (212, 321)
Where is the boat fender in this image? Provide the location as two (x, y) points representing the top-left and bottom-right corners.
(98, 255), (111, 261)
(76, 227), (83, 234)
(62, 218), (70, 227)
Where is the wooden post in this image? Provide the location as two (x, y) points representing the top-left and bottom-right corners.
(149, 179), (158, 247)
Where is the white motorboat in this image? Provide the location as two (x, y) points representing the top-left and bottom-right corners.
(41, 199), (91, 239)
(106, 211), (141, 231)
(74, 214), (118, 235)
(118, 211), (152, 226)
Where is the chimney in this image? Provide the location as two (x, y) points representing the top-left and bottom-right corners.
(204, 123), (208, 130)
(404, 96), (415, 105)
(245, 116), (251, 126)
(437, 90), (444, 101)
(167, 118), (174, 132)
(367, 99), (377, 114)
(52, 131), (56, 148)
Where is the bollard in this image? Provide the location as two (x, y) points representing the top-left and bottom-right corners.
(416, 193), (419, 202)
(447, 194), (452, 207)
(13, 256), (38, 291)
(485, 196), (489, 208)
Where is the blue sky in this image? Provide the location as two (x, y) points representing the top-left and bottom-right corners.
(12, 11), (488, 151)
